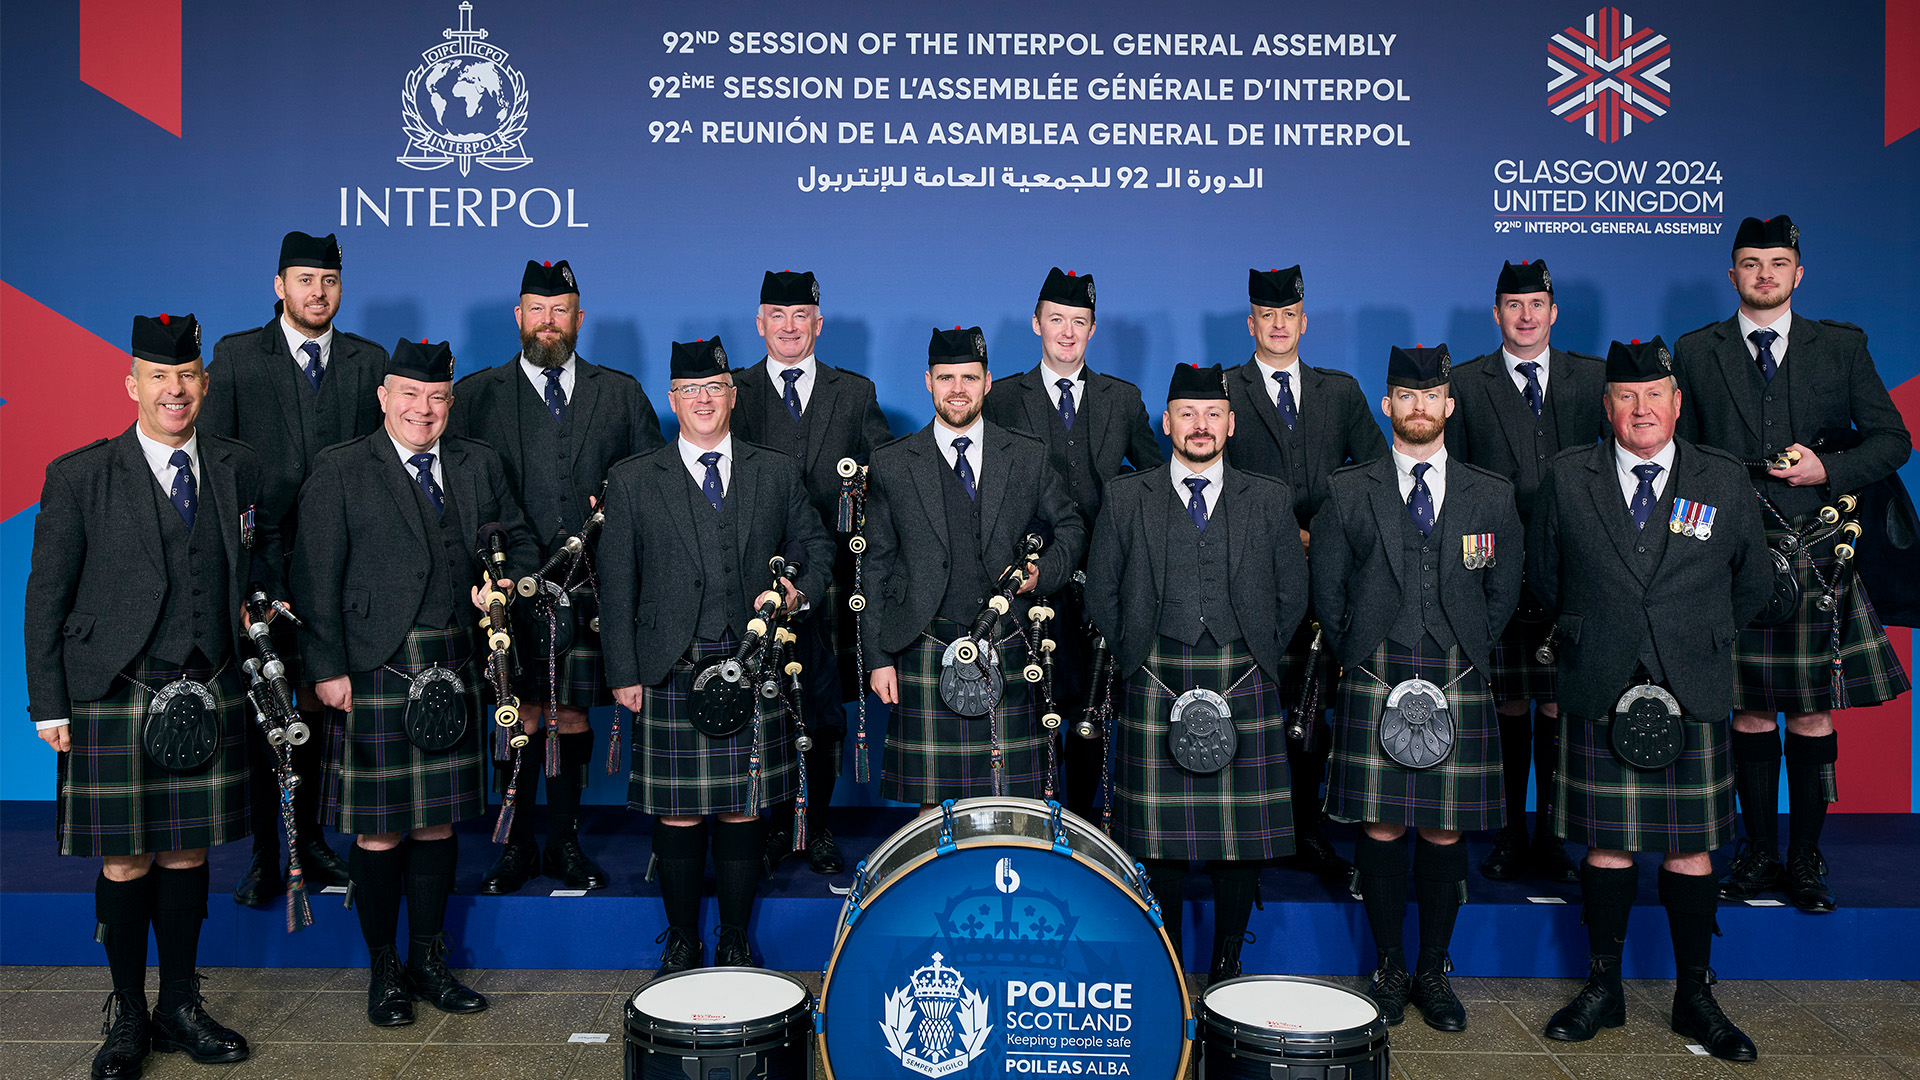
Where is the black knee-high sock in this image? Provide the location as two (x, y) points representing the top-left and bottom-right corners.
(507, 730), (547, 846)
(1288, 729), (1330, 840)
(804, 735), (842, 834)
(1496, 708), (1534, 837)
(349, 842), (407, 953)
(1413, 838), (1468, 972)
(1658, 867), (1720, 991)
(95, 872), (154, 996)
(151, 863), (209, 1008)
(247, 729), (280, 856)
(1354, 833), (1409, 968)
(1141, 860), (1187, 969)
(1783, 731), (1838, 852)
(291, 729), (329, 836)
(1207, 860), (1260, 956)
(1581, 861), (1638, 966)
(405, 836), (458, 957)
(1730, 730), (1782, 855)
(653, 819), (709, 934)
(1533, 713), (1561, 845)
(712, 819), (763, 928)
(548, 731), (592, 841)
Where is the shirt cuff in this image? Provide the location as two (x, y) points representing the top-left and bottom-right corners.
(35, 718), (70, 731)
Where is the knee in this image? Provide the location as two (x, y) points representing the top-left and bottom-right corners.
(1584, 848), (1634, 870)
(356, 832), (405, 851)
(556, 707), (591, 734)
(1785, 711), (1834, 738)
(410, 825), (454, 842)
(1731, 711), (1779, 734)
(1538, 701), (1559, 719)
(1363, 822), (1407, 842)
(1416, 829), (1462, 846)
(717, 812), (757, 825)
(153, 848), (208, 870)
(100, 855), (154, 882)
(1662, 852), (1713, 876)
(1495, 701), (1530, 717)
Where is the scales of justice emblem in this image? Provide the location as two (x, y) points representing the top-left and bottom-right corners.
(398, 2), (532, 176)
(879, 952), (993, 1077)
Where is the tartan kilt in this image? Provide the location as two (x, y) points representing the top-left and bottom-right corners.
(627, 635), (798, 816)
(1113, 636), (1293, 863)
(1733, 521), (1910, 713)
(323, 625), (486, 836)
(59, 654), (252, 857)
(1555, 708), (1733, 853)
(882, 619), (1051, 803)
(1489, 615), (1558, 703)
(511, 603), (611, 709)
(1326, 639), (1504, 832)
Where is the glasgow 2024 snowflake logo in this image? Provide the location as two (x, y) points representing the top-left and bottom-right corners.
(1548, 8), (1670, 143)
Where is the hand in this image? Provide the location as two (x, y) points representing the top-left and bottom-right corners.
(471, 579), (512, 613)
(1767, 443), (1828, 487)
(1299, 528), (1312, 556)
(613, 684), (645, 711)
(315, 675), (353, 712)
(1015, 559), (1040, 595)
(780, 578), (802, 611)
(38, 725), (70, 752)
(871, 665), (899, 704)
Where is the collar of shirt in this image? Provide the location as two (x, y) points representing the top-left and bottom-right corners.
(1613, 438), (1677, 507)
(1392, 445), (1448, 516)
(1038, 361), (1087, 410)
(1502, 346), (1551, 398)
(279, 315), (333, 370)
(1254, 356), (1305, 412)
(935, 417), (986, 473)
(766, 355), (817, 411)
(519, 352), (578, 401)
(389, 433), (444, 487)
(1737, 307), (1793, 370)
(679, 434), (736, 494)
(1169, 457), (1226, 518)
(134, 427), (200, 489)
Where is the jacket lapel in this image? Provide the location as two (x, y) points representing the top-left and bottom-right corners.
(115, 429), (167, 577)
(200, 440), (243, 582)
(1239, 358), (1286, 448)
(730, 442), (761, 565)
(978, 424), (1016, 547)
(906, 426), (951, 555)
(1545, 348), (1590, 448)
(442, 441), (480, 556)
(1583, 442), (1644, 582)
(255, 323), (308, 449)
(805, 365), (842, 474)
(566, 359), (603, 469)
(1222, 464), (1254, 581)
(1141, 465), (1171, 600)
(1021, 368), (1056, 439)
(1486, 357), (1535, 464)
(1708, 320), (1764, 440)
(1365, 455), (1409, 588)
(371, 435), (429, 549)
(654, 451), (703, 561)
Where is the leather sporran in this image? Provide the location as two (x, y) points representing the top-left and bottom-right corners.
(689, 655), (753, 738)
(1379, 678), (1455, 770)
(1750, 546), (1801, 627)
(1610, 684), (1684, 770)
(403, 665), (470, 753)
(141, 678), (220, 773)
(1168, 687), (1238, 774)
(938, 636), (1005, 717)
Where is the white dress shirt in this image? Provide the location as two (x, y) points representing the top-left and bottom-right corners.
(1393, 445), (1448, 519)
(936, 417), (986, 477)
(280, 316), (333, 372)
(1254, 356), (1306, 414)
(1169, 457), (1225, 521)
(1502, 347), (1551, 399)
(1613, 438), (1677, 508)
(135, 427), (201, 491)
(679, 434), (735, 496)
(389, 434), (445, 489)
(765, 355), (818, 413)
(520, 352), (578, 402)
(1737, 307), (1794, 371)
(1038, 361), (1086, 413)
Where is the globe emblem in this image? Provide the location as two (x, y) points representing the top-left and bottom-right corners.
(399, 2), (531, 176)
(416, 59), (510, 138)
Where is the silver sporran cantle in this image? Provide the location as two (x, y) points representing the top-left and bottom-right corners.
(142, 678), (220, 772)
(690, 654), (754, 738)
(402, 664), (470, 753)
(1168, 687), (1237, 774)
(1379, 678), (1455, 769)
(1610, 683), (1684, 770)
(938, 636), (1004, 717)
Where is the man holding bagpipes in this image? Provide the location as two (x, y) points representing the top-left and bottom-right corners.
(599, 337), (834, 976)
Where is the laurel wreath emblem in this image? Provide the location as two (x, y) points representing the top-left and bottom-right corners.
(399, 60), (530, 168)
(879, 985), (992, 1069)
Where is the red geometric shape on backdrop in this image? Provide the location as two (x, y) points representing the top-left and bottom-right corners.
(78, 0), (182, 137)
(0, 282), (136, 520)
(1835, 627), (1912, 813)
(1890, 0), (1920, 145)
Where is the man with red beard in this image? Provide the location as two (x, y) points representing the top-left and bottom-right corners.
(448, 260), (663, 896)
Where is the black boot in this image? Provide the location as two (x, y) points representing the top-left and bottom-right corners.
(803, 734), (846, 874)
(654, 927), (702, 978)
(366, 945), (413, 1027)
(713, 819), (762, 967)
(1722, 730), (1783, 901)
(405, 933), (488, 1014)
(1546, 861), (1635, 1042)
(231, 841), (282, 907)
(150, 974), (249, 1064)
(1207, 861), (1260, 981)
(1478, 825), (1529, 881)
(291, 831), (351, 890)
(653, 819), (709, 978)
(1783, 731), (1839, 913)
(1411, 951), (1466, 1032)
(1544, 955), (1627, 1041)
(1672, 968), (1756, 1062)
(1367, 954), (1412, 1027)
(714, 924), (754, 967)
(90, 989), (150, 1080)
(542, 732), (609, 890)
(1661, 868), (1752, 1059)
(479, 838), (541, 895)
(1410, 839), (1468, 1031)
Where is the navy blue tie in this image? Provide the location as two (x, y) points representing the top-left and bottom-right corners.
(1750, 328), (1779, 382)
(168, 449), (196, 529)
(1184, 476), (1209, 531)
(1517, 360), (1544, 417)
(409, 452), (443, 516)
(300, 341), (323, 391)
(781, 367), (804, 421)
(951, 436), (976, 500)
(1056, 377), (1076, 431)
(543, 367), (567, 424)
(1273, 369), (1297, 431)
(699, 451), (725, 511)
(1408, 461), (1434, 537)
(1630, 462), (1662, 530)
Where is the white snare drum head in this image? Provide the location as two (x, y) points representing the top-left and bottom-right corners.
(633, 969), (805, 1024)
(1206, 978), (1380, 1032)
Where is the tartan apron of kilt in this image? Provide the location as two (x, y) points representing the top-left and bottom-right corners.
(1489, 616), (1558, 703)
(881, 619), (1049, 804)
(512, 604), (612, 710)
(1113, 635), (1293, 863)
(1554, 707), (1733, 854)
(60, 654), (251, 857)
(627, 634), (797, 816)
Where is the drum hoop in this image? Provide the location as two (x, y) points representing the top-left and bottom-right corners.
(630, 967), (811, 1042)
(857, 797), (1140, 893)
(1198, 974), (1389, 1044)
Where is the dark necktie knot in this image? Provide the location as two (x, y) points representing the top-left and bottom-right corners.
(951, 436), (971, 455)
(167, 449), (196, 528)
(1749, 327), (1780, 382)
(170, 449), (192, 469)
(950, 436), (977, 500)
(781, 366), (804, 421)
(1516, 360), (1545, 417)
(1629, 461), (1662, 530)
(699, 451), (721, 467)
(1183, 476), (1210, 531)
(1632, 462), (1662, 482)
(1271, 368), (1297, 430)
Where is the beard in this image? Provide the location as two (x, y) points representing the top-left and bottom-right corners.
(1735, 281), (1792, 313)
(283, 299), (334, 334)
(1391, 413), (1445, 446)
(521, 326), (578, 368)
(935, 396), (983, 430)
(1174, 434), (1223, 465)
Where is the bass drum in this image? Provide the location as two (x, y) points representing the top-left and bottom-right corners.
(1197, 975), (1390, 1079)
(818, 797), (1190, 1079)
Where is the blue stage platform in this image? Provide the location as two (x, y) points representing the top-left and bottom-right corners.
(2, 802), (1913, 979)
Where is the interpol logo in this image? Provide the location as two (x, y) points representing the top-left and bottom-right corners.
(878, 952), (992, 1077)
(398, 2), (531, 176)
(1547, 7), (1670, 143)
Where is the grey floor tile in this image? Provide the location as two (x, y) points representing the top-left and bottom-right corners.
(0, 990), (125, 1042)
(1447, 977), (1518, 1003)
(1552, 1053), (1733, 1079)
(1504, 999), (1671, 1054)
(1721, 1002), (1873, 1056)
(231, 1041), (420, 1080)
(1772, 980), (1920, 1004)
(197, 967), (347, 992)
(1387, 1003), (1549, 1054)
(192, 989), (322, 1043)
(22, 967), (152, 993)
(474, 968), (636, 993)
(403, 1043), (579, 1079)
(422, 991), (620, 1044)
(268, 988), (446, 1043)
(1729, 1056), (1909, 1080)
(0, 966), (53, 991)
(1625, 978), (1789, 1004)
(1889, 1059), (1920, 1079)
(565, 1041), (624, 1079)
(1822, 1004), (1920, 1056)
(1393, 1051), (1574, 1079)
(1465, 977), (1593, 1003)
(0, 1041), (93, 1080)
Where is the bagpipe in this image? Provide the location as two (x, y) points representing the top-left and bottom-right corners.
(1746, 445), (1866, 628)
(938, 527), (1049, 716)
(475, 524), (532, 843)
(512, 483), (620, 776)
(688, 551), (807, 816)
(1287, 621), (1325, 748)
(239, 589), (314, 931)
(837, 456), (875, 782)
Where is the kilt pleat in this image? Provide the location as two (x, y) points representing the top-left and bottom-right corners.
(1326, 639), (1504, 832)
(1734, 522), (1910, 713)
(1554, 708), (1733, 853)
(1489, 617), (1558, 703)
(1113, 636), (1293, 862)
(60, 654), (252, 857)
(324, 625), (486, 836)
(881, 619), (1050, 803)
(627, 635), (797, 816)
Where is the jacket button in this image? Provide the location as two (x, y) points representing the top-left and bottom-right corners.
(416, 571), (426, 580)
(1636, 546), (1647, 554)
(1644, 597), (1653, 608)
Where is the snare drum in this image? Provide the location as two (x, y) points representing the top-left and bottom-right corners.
(1198, 975), (1390, 1079)
(625, 968), (813, 1080)
(818, 797), (1190, 1079)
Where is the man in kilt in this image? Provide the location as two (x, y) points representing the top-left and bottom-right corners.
(731, 269), (892, 875)
(203, 231), (385, 906)
(985, 267), (1165, 823)
(1444, 259), (1607, 885)
(293, 339), (537, 1027)
(864, 327), (1088, 806)
(600, 336), (833, 976)
(1675, 214), (1912, 913)
(1531, 338), (1771, 1061)
(1084, 363), (1308, 980)
(1312, 344), (1522, 1031)
(1226, 265), (1389, 884)
(27, 313), (277, 1078)
(448, 259), (664, 895)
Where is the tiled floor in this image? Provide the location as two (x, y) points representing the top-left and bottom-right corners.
(2, 966), (1916, 1079)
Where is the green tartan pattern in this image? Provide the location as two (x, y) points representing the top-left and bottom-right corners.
(1113, 635), (1293, 863)
(1326, 639), (1505, 832)
(1733, 522), (1909, 712)
(512, 608), (612, 709)
(1554, 708), (1733, 853)
(60, 654), (252, 857)
(324, 625), (486, 836)
(1489, 617), (1558, 703)
(627, 635), (797, 816)
(882, 620), (1050, 803)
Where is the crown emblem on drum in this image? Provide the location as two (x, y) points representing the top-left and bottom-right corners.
(910, 953), (964, 1004)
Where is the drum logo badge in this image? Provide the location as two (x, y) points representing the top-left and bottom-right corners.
(880, 953), (993, 1077)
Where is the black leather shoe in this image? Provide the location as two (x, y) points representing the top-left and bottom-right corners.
(764, 824), (794, 873)
(405, 934), (488, 1014)
(714, 924), (754, 967)
(806, 829), (846, 875)
(1672, 969), (1757, 1062)
(231, 844), (282, 907)
(292, 833), (351, 889)
(1544, 959), (1626, 1042)
(1784, 845), (1837, 913)
(1718, 840), (1784, 902)
(1286, 831), (1354, 883)
(1478, 828), (1529, 881)
(655, 927), (702, 978)
(1209, 931), (1253, 982)
(1367, 961), (1412, 1026)
(1531, 835), (1582, 885)
(366, 945), (414, 1027)
(543, 835), (610, 891)
(91, 989), (149, 1080)
(478, 840), (541, 896)
(150, 977), (249, 1064)
(1410, 962), (1467, 1032)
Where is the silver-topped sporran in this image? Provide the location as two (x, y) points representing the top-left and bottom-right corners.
(142, 677), (221, 772)
(1168, 687), (1237, 774)
(1610, 683), (1684, 770)
(938, 635), (1004, 717)
(1379, 677), (1455, 769)
(402, 664), (469, 753)
(690, 655), (754, 738)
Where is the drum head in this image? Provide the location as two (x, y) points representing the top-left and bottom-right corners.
(633, 967), (807, 1027)
(1203, 976), (1381, 1034)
